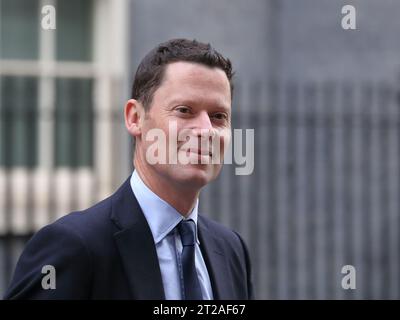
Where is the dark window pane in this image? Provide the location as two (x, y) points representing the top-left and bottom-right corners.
(55, 78), (93, 167)
(0, 76), (38, 167)
(56, 0), (93, 61)
(0, 0), (39, 60)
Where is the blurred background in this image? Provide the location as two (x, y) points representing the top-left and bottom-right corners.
(1, 0), (400, 299)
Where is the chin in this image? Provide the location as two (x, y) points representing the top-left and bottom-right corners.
(171, 164), (219, 189)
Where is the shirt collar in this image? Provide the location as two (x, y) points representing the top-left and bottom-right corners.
(130, 170), (200, 245)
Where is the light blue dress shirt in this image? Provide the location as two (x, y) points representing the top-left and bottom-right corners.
(130, 170), (214, 300)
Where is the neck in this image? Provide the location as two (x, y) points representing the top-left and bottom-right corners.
(133, 156), (200, 217)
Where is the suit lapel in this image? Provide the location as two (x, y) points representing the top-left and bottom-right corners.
(198, 217), (234, 299)
(111, 179), (165, 300)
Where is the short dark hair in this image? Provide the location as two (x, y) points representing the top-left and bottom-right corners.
(131, 38), (234, 110)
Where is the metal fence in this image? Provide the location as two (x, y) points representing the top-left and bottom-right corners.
(1, 79), (399, 299)
(201, 79), (400, 299)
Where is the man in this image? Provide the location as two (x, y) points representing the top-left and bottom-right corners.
(4, 39), (254, 300)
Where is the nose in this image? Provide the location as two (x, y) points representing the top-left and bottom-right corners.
(190, 111), (213, 137)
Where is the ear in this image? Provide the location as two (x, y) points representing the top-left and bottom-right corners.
(124, 99), (144, 138)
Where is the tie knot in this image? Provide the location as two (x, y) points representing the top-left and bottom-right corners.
(178, 219), (196, 246)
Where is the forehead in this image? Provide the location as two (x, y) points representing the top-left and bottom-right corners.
(164, 61), (228, 82)
(156, 61), (231, 108)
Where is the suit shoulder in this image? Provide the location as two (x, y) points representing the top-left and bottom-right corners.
(56, 195), (111, 223)
(198, 214), (242, 244)
(45, 194), (115, 244)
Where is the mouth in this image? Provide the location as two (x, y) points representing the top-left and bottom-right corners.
(181, 148), (213, 157)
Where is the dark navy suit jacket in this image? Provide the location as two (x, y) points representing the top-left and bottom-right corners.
(4, 178), (254, 299)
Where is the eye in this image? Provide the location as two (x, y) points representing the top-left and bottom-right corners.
(175, 106), (190, 113)
(212, 112), (228, 121)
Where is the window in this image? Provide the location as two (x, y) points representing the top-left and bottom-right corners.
(0, 0), (39, 60)
(0, 0), (94, 168)
(0, 0), (129, 234)
(0, 76), (38, 167)
(55, 78), (93, 167)
(56, 0), (92, 61)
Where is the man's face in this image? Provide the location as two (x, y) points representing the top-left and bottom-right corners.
(137, 61), (232, 190)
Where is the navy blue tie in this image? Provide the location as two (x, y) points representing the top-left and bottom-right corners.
(178, 219), (203, 300)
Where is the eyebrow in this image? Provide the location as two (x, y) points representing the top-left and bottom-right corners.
(167, 98), (231, 113)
